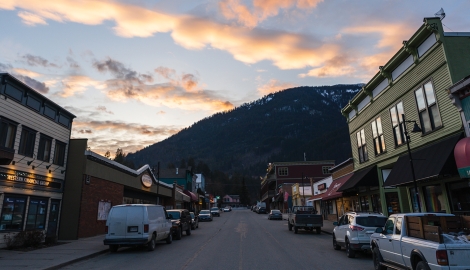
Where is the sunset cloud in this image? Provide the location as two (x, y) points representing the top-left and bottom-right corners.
(22, 54), (58, 68)
(258, 78), (297, 95)
(57, 75), (104, 97)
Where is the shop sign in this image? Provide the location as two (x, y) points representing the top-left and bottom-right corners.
(0, 169), (62, 191)
(141, 174), (152, 188)
(318, 183), (327, 190)
(458, 166), (470, 179)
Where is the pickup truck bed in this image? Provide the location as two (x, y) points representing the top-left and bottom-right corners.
(287, 206), (323, 234)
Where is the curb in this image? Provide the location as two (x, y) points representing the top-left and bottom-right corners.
(44, 249), (109, 270)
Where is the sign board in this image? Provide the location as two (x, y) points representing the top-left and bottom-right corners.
(318, 183), (327, 191)
(141, 174), (152, 187)
(458, 167), (470, 179)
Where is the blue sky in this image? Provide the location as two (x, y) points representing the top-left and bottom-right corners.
(1, 0), (469, 157)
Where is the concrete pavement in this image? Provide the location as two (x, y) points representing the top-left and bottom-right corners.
(0, 235), (108, 270)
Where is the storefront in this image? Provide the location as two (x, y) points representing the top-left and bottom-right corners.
(321, 172), (354, 221)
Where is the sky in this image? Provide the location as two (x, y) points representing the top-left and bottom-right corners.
(1, 0), (469, 158)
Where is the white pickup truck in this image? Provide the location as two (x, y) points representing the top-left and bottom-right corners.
(370, 213), (470, 270)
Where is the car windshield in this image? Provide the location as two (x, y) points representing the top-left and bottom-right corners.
(167, 211), (180, 219)
(211, 208), (218, 211)
(200, 210), (210, 214)
(190, 212), (195, 218)
(271, 210), (281, 214)
(356, 216), (387, 227)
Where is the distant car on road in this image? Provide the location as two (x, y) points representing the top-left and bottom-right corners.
(189, 212), (199, 230)
(198, 210), (212, 221)
(210, 207), (220, 217)
(268, 209), (282, 220)
(257, 207), (266, 214)
(223, 207), (231, 212)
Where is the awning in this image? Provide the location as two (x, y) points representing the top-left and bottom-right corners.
(338, 165), (378, 192)
(183, 190), (198, 202)
(322, 173), (354, 201)
(385, 133), (462, 187)
(454, 137), (470, 178)
(307, 193), (324, 202)
(176, 190), (190, 202)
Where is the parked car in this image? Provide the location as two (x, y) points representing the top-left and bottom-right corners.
(198, 210), (213, 221)
(287, 206), (322, 234)
(223, 207), (231, 212)
(268, 209), (282, 220)
(166, 209), (192, 240)
(333, 212), (387, 258)
(210, 207), (220, 217)
(104, 204), (172, 252)
(189, 212), (199, 230)
(371, 213), (470, 270)
(257, 207), (267, 214)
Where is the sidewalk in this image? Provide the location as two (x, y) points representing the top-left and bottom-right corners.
(0, 235), (108, 270)
(282, 214), (335, 235)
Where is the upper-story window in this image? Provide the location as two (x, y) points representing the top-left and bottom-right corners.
(390, 102), (406, 146)
(356, 129), (368, 163)
(37, 134), (52, 162)
(0, 117), (17, 150)
(322, 166), (332, 174)
(53, 140), (66, 166)
(278, 167), (288, 176)
(371, 117), (386, 155)
(18, 126), (36, 157)
(415, 81), (442, 133)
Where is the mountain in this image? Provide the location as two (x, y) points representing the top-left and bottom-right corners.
(126, 84), (362, 175)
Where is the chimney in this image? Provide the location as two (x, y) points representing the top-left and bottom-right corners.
(176, 168), (179, 174)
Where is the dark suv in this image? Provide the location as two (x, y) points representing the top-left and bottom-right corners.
(167, 209), (192, 240)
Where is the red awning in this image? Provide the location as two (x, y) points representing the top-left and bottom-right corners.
(321, 173), (354, 201)
(307, 193), (323, 201)
(183, 190), (198, 202)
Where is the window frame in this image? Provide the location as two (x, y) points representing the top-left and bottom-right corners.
(389, 101), (407, 147)
(356, 128), (368, 163)
(414, 79), (442, 134)
(0, 195), (27, 231)
(37, 134), (53, 162)
(278, 167), (288, 176)
(0, 117), (18, 150)
(322, 166), (332, 174)
(18, 126), (37, 158)
(53, 140), (66, 166)
(25, 197), (49, 231)
(371, 117), (386, 155)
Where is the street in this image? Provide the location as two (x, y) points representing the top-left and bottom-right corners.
(64, 209), (373, 270)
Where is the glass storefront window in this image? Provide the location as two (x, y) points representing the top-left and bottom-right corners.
(409, 187), (420, 213)
(26, 197), (48, 230)
(423, 185), (446, 213)
(447, 180), (470, 213)
(371, 194), (382, 213)
(360, 196), (369, 211)
(1, 195), (27, 231)
(385, 192), (401, 214)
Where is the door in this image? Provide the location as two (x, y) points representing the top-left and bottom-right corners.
(390, 217), (405, 266)
(335, 215), (346, 244)
(46, 200), (60, 237)
(378, 217), (395, 262)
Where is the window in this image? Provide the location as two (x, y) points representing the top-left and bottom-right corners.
(395, 217), (402, 235)
(360, 196), (369, 211)
(447, 180), (470, 212)
(25, 197), (48, 230)
(384, 218), (395, 234)
(423, 185), (446, 212)
(0, 195), (27, 231)
(18, 126), (36, 157)
(415, 81), (442, 133)
(53, 140), (66, 166)
(322, 166), (332, 174)
(409, 187), (420, 213)
(0, 118), (17, 150)
(278, 167), (288, 176)
(37, 135), (52, 162)
(356, 129), (368, 163)
(371, 117), (386, 155)
(390, 102), (406, 146)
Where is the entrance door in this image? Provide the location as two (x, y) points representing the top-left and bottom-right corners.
(46, 200), (60, 237)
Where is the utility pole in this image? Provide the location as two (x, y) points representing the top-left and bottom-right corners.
(157, 162), (160, 205)
(301, 172), (305, 206)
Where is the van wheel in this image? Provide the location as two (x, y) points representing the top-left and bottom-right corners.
(166, 233), (172, 244)
(109, 245), (119, 253)
(294, 226), (298, 234)
(186, 227), (191, 236)
(175, 227), (182, 240)
(288, 222), (292, 231)
(316, 227), (321, 234)
(147, 236), (156, 251)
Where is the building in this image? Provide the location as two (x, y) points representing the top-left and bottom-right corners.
(307, 175), (332, 213)
(260, 160), (335, 212)
(292, 183), (312, 206)
(58, 139), (173, 240)
(340, 17), (470, 216)
(159, 168), (198, 211)
(0, 73), (75, 247)
(195, 173), (205, 192)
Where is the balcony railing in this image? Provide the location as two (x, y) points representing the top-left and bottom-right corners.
(261, 190), (276, 201)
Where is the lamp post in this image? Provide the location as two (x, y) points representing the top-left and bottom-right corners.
(402, 114), (422, 213)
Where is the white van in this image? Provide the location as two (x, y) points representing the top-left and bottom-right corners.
(104, 204), (172, 252)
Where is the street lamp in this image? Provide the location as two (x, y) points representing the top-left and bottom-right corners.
(402, 114), (422, 212)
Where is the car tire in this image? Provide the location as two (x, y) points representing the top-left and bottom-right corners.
(175, 227), (182, 240)
(372, 247), (386, 270)
(294, 226), (298, 234)
(166, 233), (172, 244)
(147, 236), (156, 251)
(346, 239), (356, 258)
(333, 234), (341, 250)
(416, 261), (430, 270)
(197, 223), (199, 228)
(109, 244), (119, 253)
(186, 227), (191, 236)
(316, 227), (321, 234)
(288, 221), (292, 231)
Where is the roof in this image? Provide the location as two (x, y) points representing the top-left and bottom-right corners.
(329, 158), (353, 172)
(337, 165), (379, 192)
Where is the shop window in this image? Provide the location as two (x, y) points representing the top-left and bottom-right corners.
(390, 102), (406, 146)
(18, 126), (36, 157)
(371, 194), (382, 214)
(409, 187), (421, 213)
(0, 118), (17, 150)
(423, 185), (446, 212)
(371, 117), (386, 155)
(37, 134), (52, 162)
(360, 196), (369, 211)
(356, 129), (368, 163)
(447, 180), (470, 213)
(278, 167), (288, 176)
(414, 81), (442, 133)
(0, 195), (27, 231)
(385, 192), (401, 214)
(25, 197), (48, 230)
(53, 140), (66, 166)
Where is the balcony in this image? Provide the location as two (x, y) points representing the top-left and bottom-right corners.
(261, 190), (276, 201)
(0, 146), (14, 165)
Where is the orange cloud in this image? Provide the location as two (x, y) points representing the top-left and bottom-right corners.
(57, 75), (104, 97)
(258, 78), (297, 95)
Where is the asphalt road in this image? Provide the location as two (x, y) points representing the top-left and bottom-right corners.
(63, 209), (374, 270)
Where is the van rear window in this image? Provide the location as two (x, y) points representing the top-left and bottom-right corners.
(356, 216), (387, 227)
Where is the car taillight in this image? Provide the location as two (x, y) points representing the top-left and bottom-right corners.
(144, 224), (149, 233)
(349, 225), (364, 231)
(436, 250), (448, 266)
(105, 226), (108, 234)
